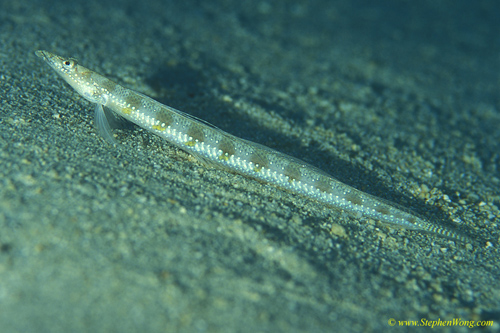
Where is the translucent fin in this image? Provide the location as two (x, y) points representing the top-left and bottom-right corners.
(94, 103), (118, 145)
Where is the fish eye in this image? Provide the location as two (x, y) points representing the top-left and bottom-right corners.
(63, 59), (77, 68)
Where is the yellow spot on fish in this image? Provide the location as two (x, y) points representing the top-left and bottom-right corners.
(253, 164), (263, 173)
(219, 153), (230, 161)
(152, 125), (166, 131)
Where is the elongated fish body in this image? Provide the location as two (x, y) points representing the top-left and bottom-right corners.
(35, 50), (465, 242)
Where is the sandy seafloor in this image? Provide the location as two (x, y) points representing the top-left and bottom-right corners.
(1, 0), (499, 332)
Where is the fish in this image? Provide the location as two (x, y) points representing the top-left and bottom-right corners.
(35, 50), (466, 242)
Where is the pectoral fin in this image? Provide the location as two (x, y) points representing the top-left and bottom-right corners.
(94, 103), (117, 145)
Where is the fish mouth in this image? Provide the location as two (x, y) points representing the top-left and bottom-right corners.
(35, 50), (48, 59)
